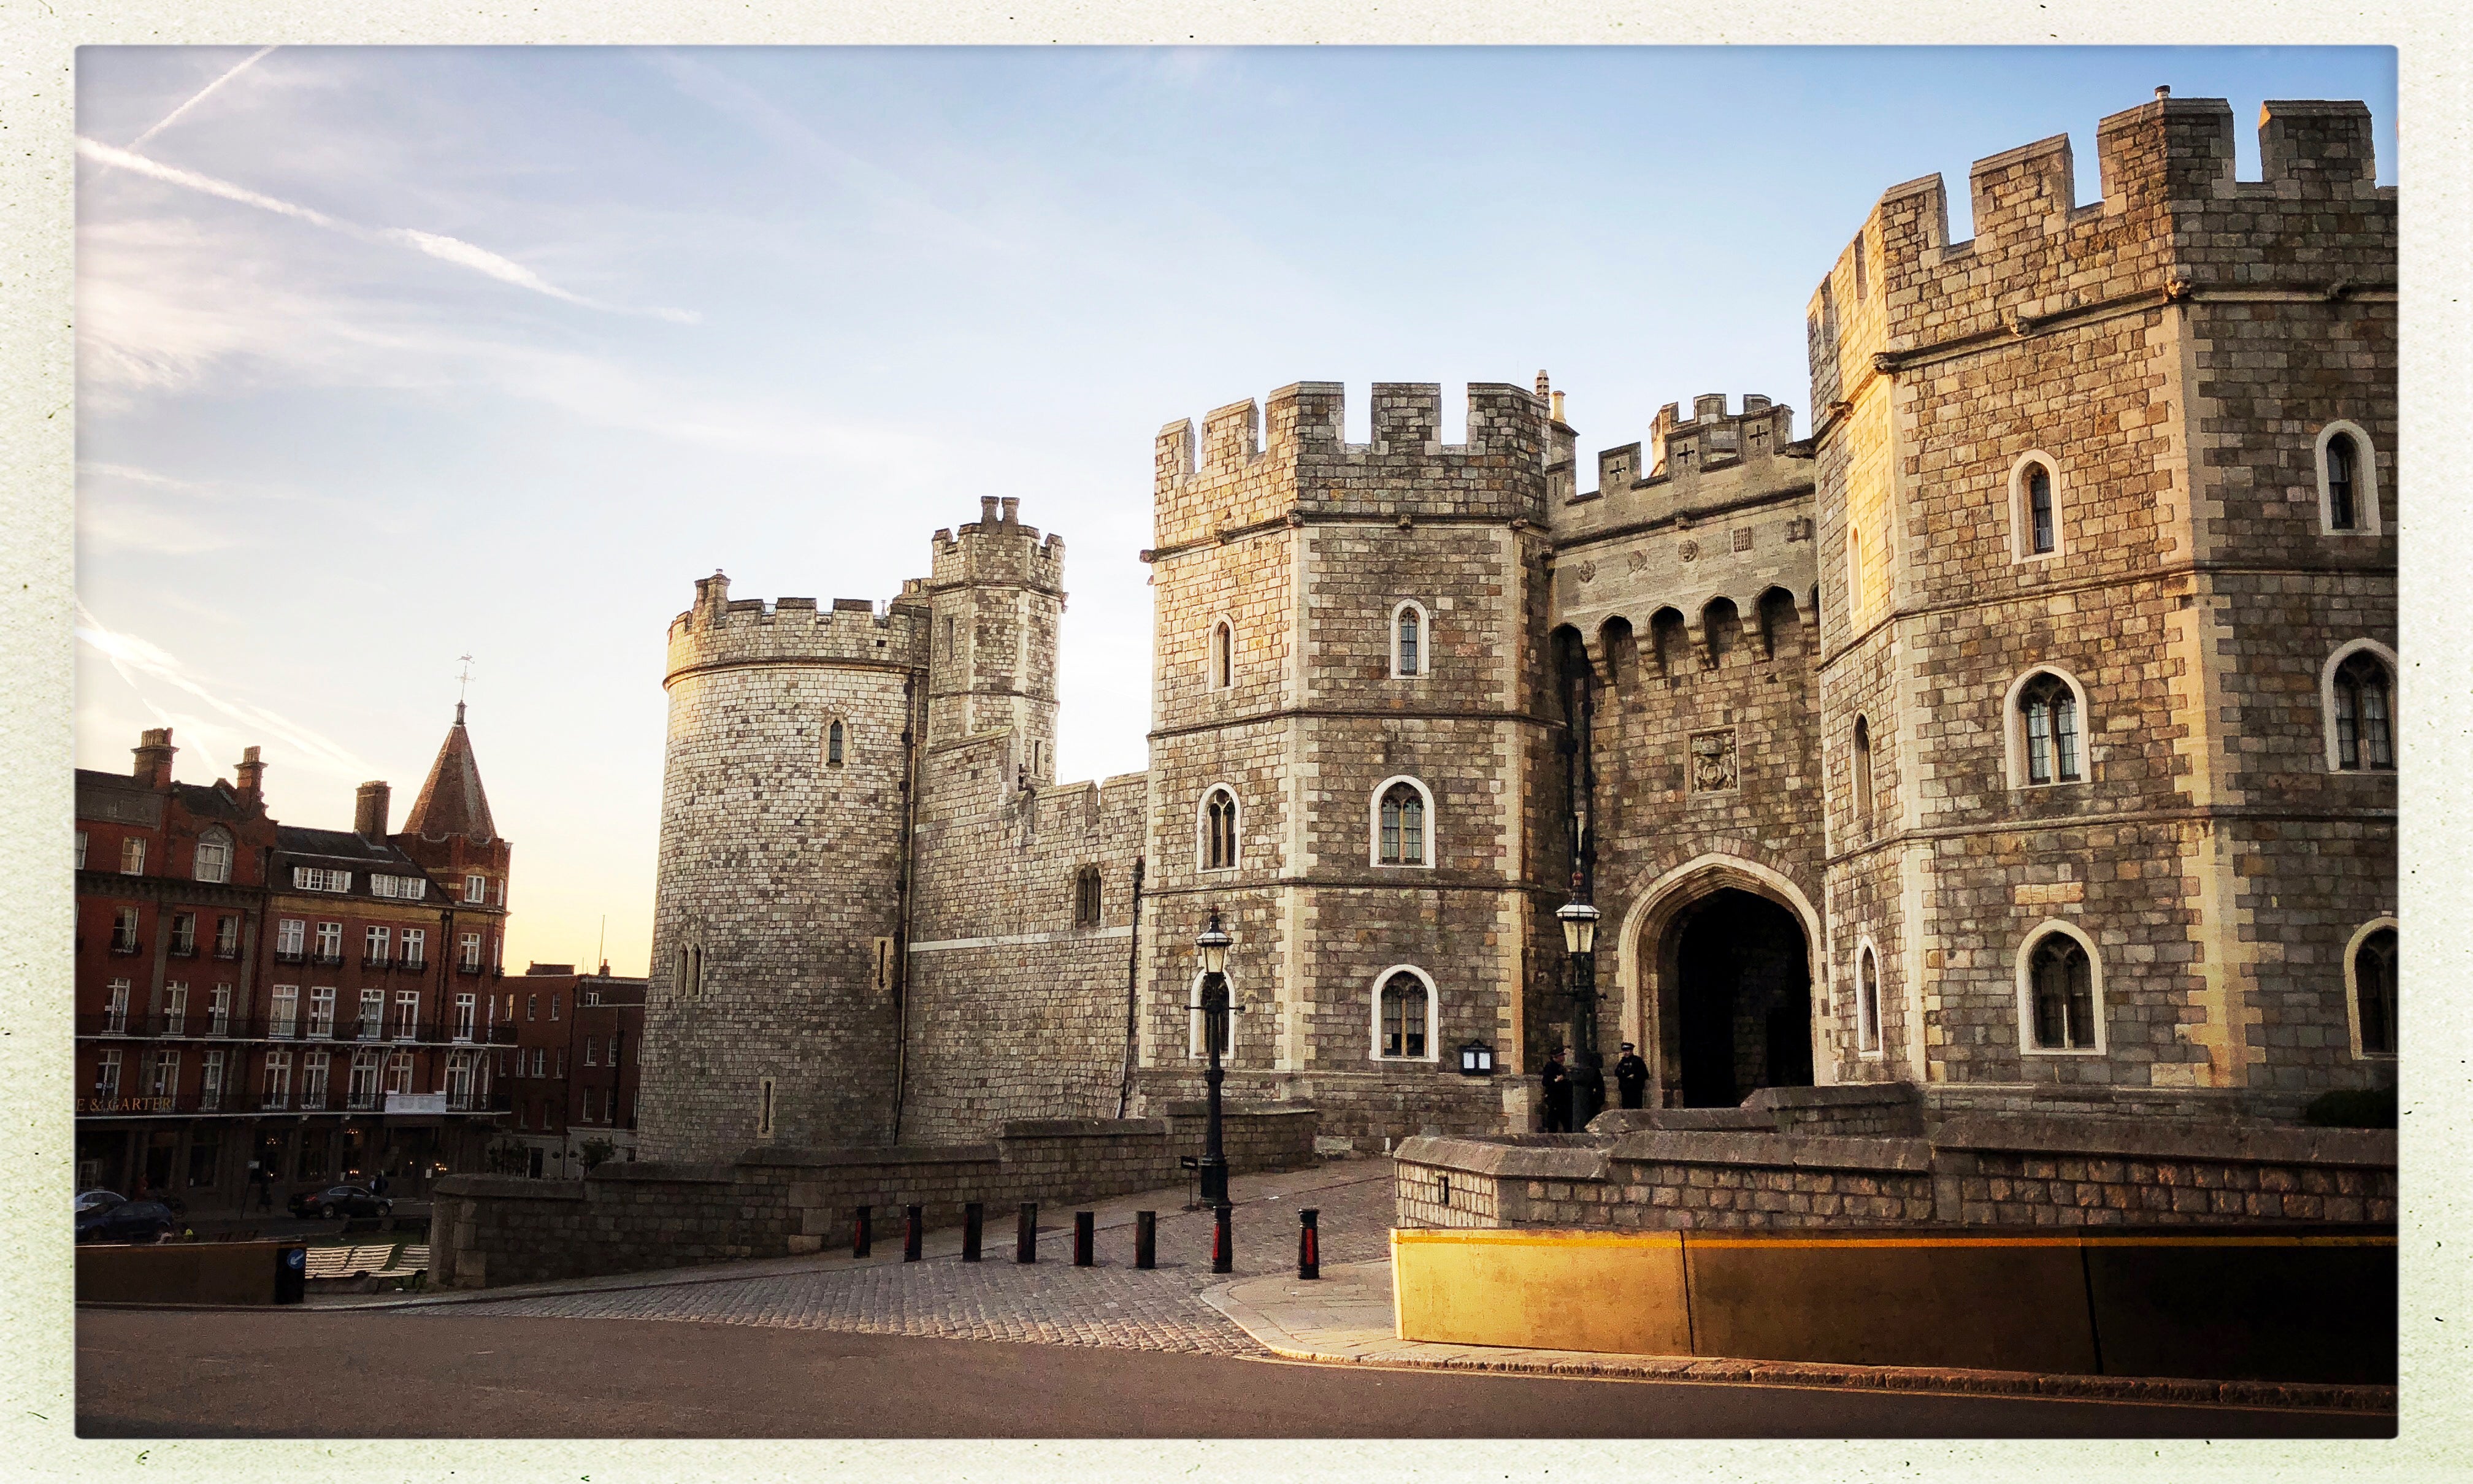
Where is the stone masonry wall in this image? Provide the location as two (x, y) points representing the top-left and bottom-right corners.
(431, 1107), (1317, 1289)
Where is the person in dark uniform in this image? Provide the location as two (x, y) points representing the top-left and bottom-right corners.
(1539, 1046), (1572, 1132)
(1614, 1042), (1651, 1109)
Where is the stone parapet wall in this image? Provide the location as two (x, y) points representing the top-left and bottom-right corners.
(429, 1107), (1317, 1289)
(1395, 1115), (2394, 1234)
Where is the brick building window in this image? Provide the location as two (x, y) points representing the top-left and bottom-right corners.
(214, 915), (240, 958)
(1200, 787), (1240, 871)
(94, 1049), (122, 1100)
(358, 989), (383, 1039)
(348, 1050), (381, 1109)
(120, 836), (146, 876)
(2008, 452), (2063, 562)
(2315, 421), (2382, 535)
(365, 925), (391, 965)
(1373, 778), (1432, 868)
(2326, 644), (2397, 773)
(148, 1048), (180, 1098)
(583, 1036), (597, 1067)
(208, 983), (231, 1035)
(401, 928), (425, 968)
(105, 979), (131, 1034)
(2348, 921), (2398, 1058)
(1392, 601), (1428, 679)
(394, 990), (420, 1040)
(1073, 865), (1102, 927)
(462, 933), (484, 971)
(301, 1049), (329, 1108)
(1374, 968), (1434, 1060)
(307, 986), (335, 1038)
(1208, 619), (1234, 691)
(164, 982), (188, 1036)
(170, 912), (197, 955)
(261, 1050), (291, 1110)
(193, 828), (232, 884)
(454, 993), (477, 1042)
(385, 1051), (413, 1096)
(2011, 670), (2085, 787)
(110, 907), (140, 953)
(75, 831), (87, 870)
(2020, 925), (2103, 1054)
(825, 719), (846, 768)
(275, 918), (305, 958)
(1852, 716), (1874, 827)
(313, 921), (343, 965)
(269, 985), (297, 1039)
(1855, 943), (1882, 1056)
(200, 1050), (224, 1111)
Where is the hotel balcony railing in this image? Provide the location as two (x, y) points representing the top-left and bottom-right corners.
(108, 938), (143, 956)
(212, 945), (243, 962)
(80, 1014), (482, 1046)
(309, 950), (345, 968)
(168, 942), (198, 958)
(361, 952), (394, 970)
(272, 949), (307, 965)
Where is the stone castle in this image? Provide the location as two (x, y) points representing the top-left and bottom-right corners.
(635, 93), (2397, 1161)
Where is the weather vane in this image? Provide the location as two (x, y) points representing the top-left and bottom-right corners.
(456, 654), (474, 722)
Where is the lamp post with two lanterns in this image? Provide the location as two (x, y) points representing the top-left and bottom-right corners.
(1193, 909), (1234, 1208)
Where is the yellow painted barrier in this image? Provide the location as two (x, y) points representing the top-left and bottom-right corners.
(1390, 1228), (1691, 1356)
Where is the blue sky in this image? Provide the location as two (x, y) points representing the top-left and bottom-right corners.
(73, 45), (2398, 974)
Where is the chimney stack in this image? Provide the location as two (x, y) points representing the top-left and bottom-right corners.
(234, 746), (264, 803)
(999, 497), (1020, 527)
(1551, 391), (1568, 425)
(978, 495), (1000, 526)
(132, 728), (176, 789)
(355, 780), (392, 840)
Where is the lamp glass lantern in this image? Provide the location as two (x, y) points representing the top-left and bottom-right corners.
(1556, 898), (1601, 957)
(1195, 912), (1233, 978)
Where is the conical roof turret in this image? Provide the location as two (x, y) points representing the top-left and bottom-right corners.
(403, 701), (497, 843)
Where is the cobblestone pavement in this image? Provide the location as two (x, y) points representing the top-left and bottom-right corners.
(407, 1160), (1397, 1358)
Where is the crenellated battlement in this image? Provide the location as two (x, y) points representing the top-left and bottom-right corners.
(664, 569), (933, 684)
(1809, 96), (2394, 406)
(928, 495), (1066, 595)
(1547, 392), (1812, 551)
(1152, 381), (1549, 549)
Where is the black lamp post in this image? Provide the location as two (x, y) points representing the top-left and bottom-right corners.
(1194, 909), (1233, 1207)
(1557, 884), (1605, 1132)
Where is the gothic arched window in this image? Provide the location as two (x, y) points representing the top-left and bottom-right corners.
(1378, 781), (1427, 866)
(2326, 432), (2359, 531)
(1852, 717), (1874, 826)
(1073, 865), (1102, 927)
(1202, 787), (1239, 871)
(1857, 943), (1882, 1054)
(2333, 650), (2394, 772)
(1379, 970), (1430, 1059)
(825, 719), (846, 768)
(2353, 925), (2397, 1057)
(1393, 602), (1427, 678)
(2025, 931), (2098, 1051)
(2019, 672), (2082, 786)
(1210, 621), (1234, 690)
(2027, 464), (2055, 554)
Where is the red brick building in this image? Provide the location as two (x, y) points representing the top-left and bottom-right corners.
(488, 965), (645, 1178)
(74, 711), (520, 1212)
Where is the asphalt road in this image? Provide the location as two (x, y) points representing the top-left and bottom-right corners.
(77, 1310), (2393, 1439)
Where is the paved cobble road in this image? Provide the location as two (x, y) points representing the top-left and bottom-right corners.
(412, 1162), (1397, 1357)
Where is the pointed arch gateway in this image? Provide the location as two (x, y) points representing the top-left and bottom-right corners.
(1612, 854), (1828, 1108)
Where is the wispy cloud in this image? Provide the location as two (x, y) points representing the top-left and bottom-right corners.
(75, 598), (382, 780)
(126, 46), (278, 152)
(75, 137), (700, 324)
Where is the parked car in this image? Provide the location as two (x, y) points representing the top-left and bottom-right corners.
(75, 1189), (126, 1215)
(287, 1185), (393, 1220)
(76, 1199), (178, 1244)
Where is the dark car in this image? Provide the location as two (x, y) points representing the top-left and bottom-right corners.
(287, 1185), (393, 1220)
(75, 1188), (127, 1215)
(76, 1199), (178, 1244)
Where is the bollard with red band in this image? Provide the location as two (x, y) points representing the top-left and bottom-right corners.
(1297, 1207), (1320, 1280)
(903, 1204), (924, 1261)
(1211, 1203), (1233, 1275)
(852, 1205), (872, 1260)
(1073, 1210), (1095, 1266)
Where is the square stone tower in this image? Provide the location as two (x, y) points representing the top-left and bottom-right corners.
(1130, 383), (1566, 1148)
(1809, 95), (2396, 1117)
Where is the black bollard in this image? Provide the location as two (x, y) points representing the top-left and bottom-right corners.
(962, 1201), (983, 1262)
(1211, 1203), (1233, 1275)
(903, 1204), (924, 1262)
(1134, 1210), (1157, 1269)
(1073, 1210), (1095, 1266)
(1298, 1207), (1320, 1280)
(1016, 1201), (1038, 1264)
(852, 1204), (872, 1259)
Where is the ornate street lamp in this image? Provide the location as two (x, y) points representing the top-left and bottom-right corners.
(1194, 909), (1234, 1208)
(1557, 882), (1605, 1132)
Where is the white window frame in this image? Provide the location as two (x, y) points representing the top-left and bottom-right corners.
(385, 1050), (413, 1096)
(366, 925), (391, 962)
(584, 1036), (598, 1066)
(1854, 938), (1884, 1058)
(313, 920), (342, 960)
(148, 1047), (180, 1098)
(461, 932), (483, 971)
(2014, 919), (2108, 1057)
(1196, 784), (1241, 873)
(1206, 616), (1235, 692)
(357, 988), (383, 1038)
(261, 1050), (291, 1107)
(208, 982), (232, 1035)
(1368, 775), (1437, 869)
(348, 1050), (381, 1109)
(105, 979), (131, 1033)
(201, 1049), (224, 1109)
(75, 831), (88, 870)
(2320, 638), (2400, 774)
(163, 982), (189, 1036)
(2007, 451), (2065, 564)
(307, 986), (335, 1039)
(292, 866), (350, 893)
(401, 928), (426, 967)
(2342, 916), (2400, 1060)
(1390, 600), (1430, 679)
(2002, 665), (2093, 789)
(454, 992), (477, 1042)
(95, 1049), (123, 1099)
(269, 984), (299, 1039)
(466, 873), (487, 905)
(193, 830), (232, 884)
(121, 836), (146, 876)
(214, 914), (239, 957)
(1186, 970), (1239, 1059)
(1367, 963), (1440, 1063)
(394, 989), (420, 1040)
(2314, 420), (2383, 535)
(275, 918), (305, 957)
(301, 1049), (329, 1106)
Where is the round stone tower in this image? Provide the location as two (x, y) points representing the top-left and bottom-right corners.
(634, 572), (931, 1161)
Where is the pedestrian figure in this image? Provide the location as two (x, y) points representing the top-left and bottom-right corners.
(372, 1169), (389, 1199)
(1614, 1042), (1651, 1109)
(1540, 1046), (1572, 1133)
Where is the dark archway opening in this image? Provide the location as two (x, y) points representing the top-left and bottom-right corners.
(1667, 889), (1813, 1107)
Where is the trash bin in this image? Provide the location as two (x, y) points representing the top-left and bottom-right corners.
(274, 1244), (307, 1305)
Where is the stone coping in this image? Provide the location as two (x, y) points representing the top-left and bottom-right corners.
(431, 1176), (588, 1200)
(1744, 1083), (1923, 1111)
(997, 1119), (1165, 1139)
(1605, 1131), (1936, 1172)
(1392, 1137), (1608, 1180)
(736, 1142), (1003, 1168)
(1157, 1102), (1317, 1119)
(1933, 1116), (2398, 1167)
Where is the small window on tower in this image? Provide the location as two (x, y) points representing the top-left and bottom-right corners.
(826, 719), (846, 768)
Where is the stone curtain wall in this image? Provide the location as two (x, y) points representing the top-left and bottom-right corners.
(1394, 1117), (2393, 1234)
(430, 1107), (1317, 1290)
(636, 579), (929, 1161)
(900, 770), (1151, 1142)
(1803, 95), (2396, 1113)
